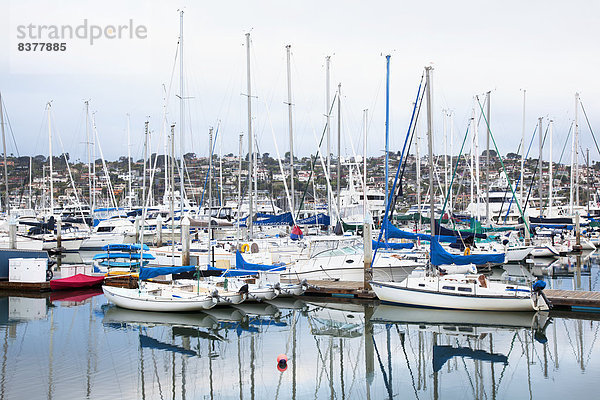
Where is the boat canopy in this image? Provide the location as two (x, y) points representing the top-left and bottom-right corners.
(430, 238), (505, 266)
(297, 213), (330, 226)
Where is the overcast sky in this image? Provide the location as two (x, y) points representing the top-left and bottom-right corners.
(1, 0), (599, 164)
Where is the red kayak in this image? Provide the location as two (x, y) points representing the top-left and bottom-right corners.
(50, 274), (105, 291)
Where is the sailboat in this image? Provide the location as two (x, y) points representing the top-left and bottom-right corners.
(370, 67), (549, 312)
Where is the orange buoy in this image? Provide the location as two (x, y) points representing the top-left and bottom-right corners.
(277, 354), (288, 372)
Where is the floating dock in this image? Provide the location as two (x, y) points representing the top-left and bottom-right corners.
(545, 289), (600, 311)
(301, 280), (376, 299)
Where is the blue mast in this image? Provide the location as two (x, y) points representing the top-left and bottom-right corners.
(385, 55), (391, 219)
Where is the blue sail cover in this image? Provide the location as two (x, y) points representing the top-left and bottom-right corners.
(139, 266), (197, 280)
(139, 335), (197, 356)
(297, 213), (331, 226)
(430, 238), (505, 266)
(434, 221), (487, 239)
(433, 345), (508, 372)
(372, 240), (414, 250)
(93, 252), (155, 260)
(205, 266), (285, 277)
(103, 243), (150, 252)
(235, 251), (285, 271)
(383, 219), (457, 243)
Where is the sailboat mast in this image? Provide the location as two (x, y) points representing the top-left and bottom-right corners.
(538, 117), (543, 217)
(29, 156), (32, 209)
(575, 92), (580, 208)
(127, 113), (132, 209)
(363, 109), (368, 220)
(337, 83), (341, 221)
(142, 121), (149, 225)
(549, 120), (553, 215)
(208, 128), (213, 268)
(384, 55), (390, 211)
(0, 93), (8, 213)
(286, 44), (295, 215)
(416, 109), (422, 230)
(237, 133), (243, 247)
(47, 102), (54, 214)
(85, 101), (92, 209)
(520, 90), (526, 205)
(425, 67), (434, 236)
(485, 91), (490, 224)
(325, 56), (331, 226)
(246, 32), (253, 238)
(443, 109), (448, 218)
(179, 10), (185, 216)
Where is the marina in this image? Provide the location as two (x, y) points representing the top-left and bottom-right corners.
(2, 1), (600, 398)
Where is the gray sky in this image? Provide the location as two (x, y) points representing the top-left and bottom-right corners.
(1, 0), (599, 164)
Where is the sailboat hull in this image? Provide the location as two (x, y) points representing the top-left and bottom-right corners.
(370, 280), (547, 311)
(102, 285), (217, 312)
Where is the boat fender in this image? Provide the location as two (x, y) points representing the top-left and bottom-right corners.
(241, 243), (250, 253)
(478, 274), (487, 288)
(251, 243), (259, 253)
(238, 284), (249, 294)
(224, 278), (228, 291)
(277, 354), (288, 372)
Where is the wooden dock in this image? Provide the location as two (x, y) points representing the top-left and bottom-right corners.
(0, 280), (50, 292)
(302, 280), (376, 299)
(545, 289), (600, 311)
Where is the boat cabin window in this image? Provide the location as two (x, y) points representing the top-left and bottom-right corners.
(97, 226), (113, 233)
(418, 283), (425, 287)
(457, 287), (472, 292)
(442, 286), (455, 290)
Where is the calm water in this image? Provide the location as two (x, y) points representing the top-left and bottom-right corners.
(0, 291), (599, 400)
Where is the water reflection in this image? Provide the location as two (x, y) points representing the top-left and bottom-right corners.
(0, 294), (598, 399)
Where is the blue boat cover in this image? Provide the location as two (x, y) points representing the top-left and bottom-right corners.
(372, 240), (414, 250)
(434, 221), (487, 239)
(93, 252), (155, 260)
(139, 265), (196, 280)
(433, 345), (507, 372)
(430, 238), (505, 266)
(102, 243), (150, 252)
(235, 251), (285, 271)
(205, 266), (285, 277)
(297, 213), (331, 226)
(239, 212), (294, 227)
(383, 219), (457, 243)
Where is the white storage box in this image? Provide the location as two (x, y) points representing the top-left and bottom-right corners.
(59, 264), (92, 278)
(9, 258), (48, 283)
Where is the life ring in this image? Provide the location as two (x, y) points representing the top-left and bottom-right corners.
(464, 247), (471, 256)
(241, 243), (250, 253)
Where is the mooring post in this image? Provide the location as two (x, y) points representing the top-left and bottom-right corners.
(8, 217), (16, 249)
(56, 215), (62, 249)
(182, 216), (190, 266)
(156, 214), (163, 247)
(363, 219), (372, 290)
(134, 215), (140, 243)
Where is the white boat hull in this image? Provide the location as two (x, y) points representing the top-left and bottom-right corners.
(505, 247), (533, 262)
(370, 280), (547, 312)
(81, 233), (126, 250)
(102, 285), (217, 312)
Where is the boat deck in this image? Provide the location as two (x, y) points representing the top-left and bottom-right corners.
(545, 289), (600, 311)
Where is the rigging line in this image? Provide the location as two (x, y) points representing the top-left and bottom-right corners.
(372, 336), (393, 400)
(295, 92), (338, 220)
(501, 124), (538, 223)
(388, 74), (424, 221)
(1, 99), (20, 157)
(476, 97), (529, 232)
(371, 75), (424, 268)
(199, 123), (220, 208)
(397, 326), (420, 400)
(523, 124), (549, 212)
(394, 74), (425, 204)
(556, 122), (574, 184)
(579, 99), (600, 157)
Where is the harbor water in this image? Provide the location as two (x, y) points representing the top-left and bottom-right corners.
(1, 254), (599, 400)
